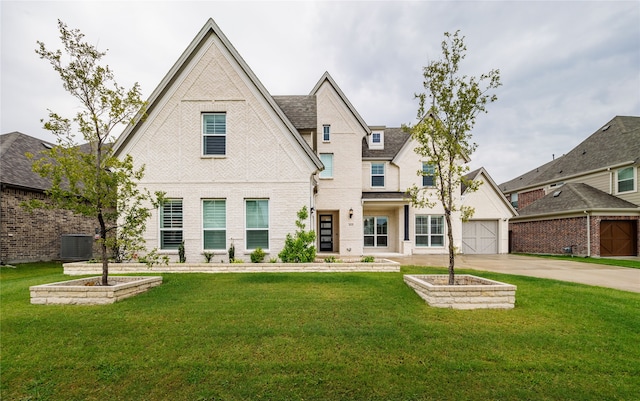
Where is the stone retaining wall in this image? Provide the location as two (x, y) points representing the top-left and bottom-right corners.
(30, 276), (163, 305)
(404, 274), (516, 309)
(64, 260), (400, 275)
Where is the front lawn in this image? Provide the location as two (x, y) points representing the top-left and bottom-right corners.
(2, 263), (639, 400)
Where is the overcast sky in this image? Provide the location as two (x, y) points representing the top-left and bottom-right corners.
(2, 1), (639, 184)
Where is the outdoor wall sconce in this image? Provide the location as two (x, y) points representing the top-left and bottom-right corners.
(349, 208), (354, 219)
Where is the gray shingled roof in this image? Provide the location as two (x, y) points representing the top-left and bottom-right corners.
(0, 132), (55, 191)
(273, 96), (317, 131)
(515, 183), (639, 218)
(362, 191), (410, 200)
(500, 116), (640, 192)
(362, 127), (411, 159)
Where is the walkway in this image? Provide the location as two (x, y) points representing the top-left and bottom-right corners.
(389, 254), (640, 293)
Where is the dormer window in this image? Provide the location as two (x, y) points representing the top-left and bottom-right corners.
(369, 130), (384, 149)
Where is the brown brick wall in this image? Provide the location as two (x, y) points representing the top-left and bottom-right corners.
(510, 215), (639, 256)
(510, 216), (590, 256)
(518, 188), (545, 210)
(1, 186), (98, 264)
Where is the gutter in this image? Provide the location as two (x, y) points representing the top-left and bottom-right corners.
(510, 207), (640, 222)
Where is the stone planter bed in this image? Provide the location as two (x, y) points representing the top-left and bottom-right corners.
(404, 274), (517, 309)
(63, 259), (400, 275)
(30, 276), (163, 305)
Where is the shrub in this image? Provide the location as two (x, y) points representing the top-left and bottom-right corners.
(178, 241), (186, 263)
(228, 243), (235, 263)
(250, 248), (266, 263)
(203, 252), (214, 263)
(279, 206), (316, 263)
(270, 258), (278, 263)
(138, 249), (170, 267)
(361, 256), (375, 263)
(324, 256), (337, 263)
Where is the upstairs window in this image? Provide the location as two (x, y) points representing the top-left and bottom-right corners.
(160, 199), (183, 250)
(323, 125), (330, 142)
(319, 153), (333, 178)
(203, 113), (226, 156)
(422, 163), (435, 187)
(372, 132), (381, 143)
(203, 200), (226, 250)
(617, 167), (635, 193)
(371, 163), (385, 187)
(246, 199), (269, 250)
(510, 193), (518, 209)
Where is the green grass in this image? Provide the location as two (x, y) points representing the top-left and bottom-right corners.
(2, 263), (639, 400)
(517, 253), (640, 269)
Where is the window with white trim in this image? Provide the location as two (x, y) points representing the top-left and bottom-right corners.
(617, 166), (635, 193)
(160, 199), (183, 250)
(422, 163), (435, 187)
(203, 113), (226, 156)
(246, 199), (269, 249)
(371, 163), (385, 187)
(372, 132), (381, 143)
(415, 215), (444, 247)
(319, 153), (333, 178)
(203, 200), (226, 250)
(323, 125), (330, 142)
(510, 193), (518, 209)
(364, 216), (388, 247)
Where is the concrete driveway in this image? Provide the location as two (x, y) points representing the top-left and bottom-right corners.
(389, 254), (640, 293)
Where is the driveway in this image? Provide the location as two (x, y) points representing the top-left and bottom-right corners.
(389, 254), (640, 293)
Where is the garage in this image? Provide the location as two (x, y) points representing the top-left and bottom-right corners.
(462, 220), (498, 254)
(600, 220), (637, 256)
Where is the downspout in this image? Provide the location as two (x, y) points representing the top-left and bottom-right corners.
(584, 211), (591, 257)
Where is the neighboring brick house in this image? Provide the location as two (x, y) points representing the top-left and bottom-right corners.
(0, 132), (97, 264)
(500, 116), (640, 256)
(112, 18), (513, 262)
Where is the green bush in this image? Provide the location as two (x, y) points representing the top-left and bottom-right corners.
(279, 206), (316, 263)
(203, 252), (214, 263)
(250, 247), (266, 263)
(361, 256), (375, 263)
(178, 241), (186, 263)
(228, 243), (235, 263)
(324, 256), (337, 263)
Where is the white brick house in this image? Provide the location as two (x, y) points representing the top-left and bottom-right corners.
(113, 18), (513, 262)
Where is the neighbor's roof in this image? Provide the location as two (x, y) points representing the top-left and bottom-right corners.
(273, 96), (317, 131)
(362, 127), (411, 160)
(514, 182), (639, 218)
(501, 116), (640, 192)
(0, 132), (55, 191)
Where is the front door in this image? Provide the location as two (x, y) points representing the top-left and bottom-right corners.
(319, 214), (333, 252)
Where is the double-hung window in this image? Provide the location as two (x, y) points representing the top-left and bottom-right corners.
(371, 163), (385, 187)
(364, 216), (388, 247)
(323, 125), (330, 142)
(203, 113), (226, 156)
(246, 199), (269, 249)
(415, 215), (444, 247)
(422, 163), (435, 187)
(160, 199), (183, 250)
(319, 153), (333, 178)
(203, 200), (226, 250)
(617, 167), (635, 193)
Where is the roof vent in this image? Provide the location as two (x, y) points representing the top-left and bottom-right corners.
(582, 149), (586, 155)
(553, 190), (562, 197)
(42, 142), (53, 149)
(601, 125), (611, 132)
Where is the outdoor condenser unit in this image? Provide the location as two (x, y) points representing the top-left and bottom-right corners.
(60, 234), (93, 261)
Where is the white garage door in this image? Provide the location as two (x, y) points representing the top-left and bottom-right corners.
(462, 220), (498, 254)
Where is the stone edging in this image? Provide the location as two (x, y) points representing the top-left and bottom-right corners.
(63, 260), (401, 275)
(404, 274), (517, 309)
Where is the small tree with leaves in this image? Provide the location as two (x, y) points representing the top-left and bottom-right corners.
(27, 20), (163, 285)
(278, 206), (317, 263)
(407, 31), (501, 285)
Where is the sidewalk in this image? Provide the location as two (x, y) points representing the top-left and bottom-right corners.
(389, 254), (640, 293)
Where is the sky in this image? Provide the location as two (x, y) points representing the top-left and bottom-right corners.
(2, 1), (639, 185)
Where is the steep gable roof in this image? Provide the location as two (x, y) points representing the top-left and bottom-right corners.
(501, 116), (640, 192)
(0, 132), (55, 191)
(113, 18), (322, 170)
(362, 127), (410, 160)
(514, 183), (639, 218)
(463, 167), (518, 216)
(309, 72), (371, 136)
(273, 96), (317, 131)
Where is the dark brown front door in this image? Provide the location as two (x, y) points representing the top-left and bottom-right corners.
(600, 220), (637, 256)
(319, 215), (333, 252)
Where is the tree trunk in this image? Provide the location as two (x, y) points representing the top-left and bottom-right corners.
(445, 209), (455, 285)
(98, 212), (109, 286)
